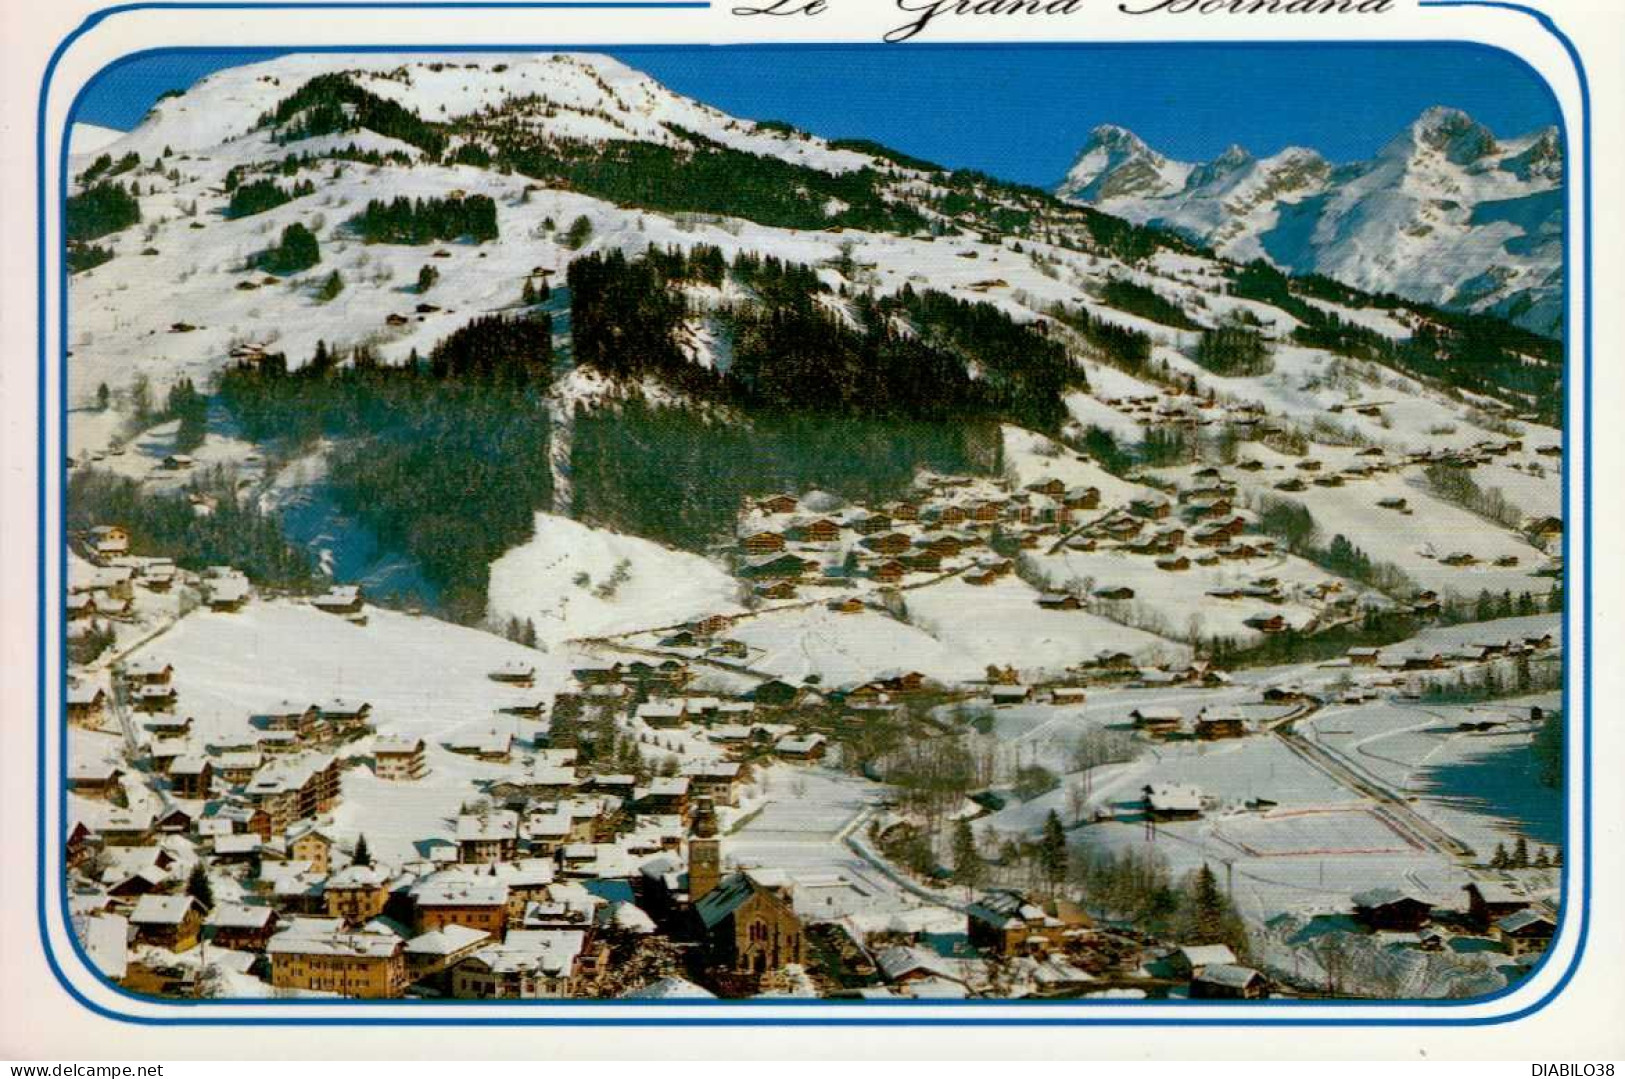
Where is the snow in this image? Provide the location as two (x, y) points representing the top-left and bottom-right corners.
(487, 513), (744, 647)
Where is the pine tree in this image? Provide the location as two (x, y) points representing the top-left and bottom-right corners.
(1191, 863), (1226, 943)
(1490, 842), (1509, 869)
(417, 264), (438, 293)
(186, 862), (214, 910)
(1513, 836), (1530, 868)
(522, 277), (537, 305)
(318, 269), (344, 302)
(1534, 848), (1550, 869)
(952, 817), (985, 890)
(95, 383), (110, 410)
(1038, 810), (1068, 891)
(352, 834), (372, 867)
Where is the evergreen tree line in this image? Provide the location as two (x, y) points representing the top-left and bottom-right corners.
(1070, 848), (1251, 959)
(572, 397), (991, 552)
(261, 73), (449, 157)
(1193, 319), (1273, 377)
(350, 194), (499, 245)
(226, 178), (316, 219)
(485, 124), (928, 235)
(66, 180), (141, 243)
(568, 248), (1080, 430)
(67, 466), (315, 589)
(217, 338), (553, 621)
(76, 151), (141, 186)
(1229, 258), (1561, 424)
(1099, 278), (1202, 331)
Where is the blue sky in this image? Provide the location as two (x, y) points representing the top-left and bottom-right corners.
(74, 44), (1558, 188)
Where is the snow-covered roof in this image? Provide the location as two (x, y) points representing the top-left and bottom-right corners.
(405, 924), (491, 956)
(206, 903), (277, 930)
(620, 976), (714, 999)
(130, 894), (198, 926)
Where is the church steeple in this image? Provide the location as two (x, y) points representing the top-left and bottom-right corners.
(688, 797), (721, 902)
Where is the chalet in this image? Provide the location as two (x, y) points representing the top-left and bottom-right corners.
(756, 494), (799, 515)
(694, 869), (805, 976)
(450, 929), (591, 999)
(256, 701), (323, 739)
(168, 756), (212, 800)
(1130, 706), (1184, 737)
(457, 811), (520, 865)
(1026, 478), (1066, 498)
(682, 761), (743, 807)
(413, 876), (511, 938)
(1094, 586), (1135, 601)
(124, 659), (174, 686)
(445, 729), (514, 763)
(755, 581), (798, 600)
(97, 810), (156, 847)
(206, 904), (280, 952)
(636, 700), (689, 728)
(1157, 555), (1192, 572)
(863, 531), (913, 558)
(827, 596), (866, 615)
(1526, 516), (1563, 551)
(741, 531), (786, 556)
(205, 574), (251, 612)
(1143, 783), (1204, 821)
(637, 776), (691, 818)
(990, 685), (1031, 707)
(1050, 686), (1088, 705)
(848, 511), (893, 536)
(1166, 943), (1237, 979)
(1036, 593), (1083, 611)
(268, 925), (406, 999)
(289, 824), (338, 874)
(319, 698), (373, 735)
(244, 754), (342, 834)
(211, 833), (262, 865)
(1129, 498), (1172, 521)
(310, 585), (363, 615)
(775, 733), (826, 761)
(129, 894), (203, 953)
(966, 889), (1068, 958)
(324, 864), (393, 925)
(887, 499), (921, 524)
(801, 518), (841, 544)
(1194, 711), (1246, 740)
(1464, 880), (1531, 931)
(572, 663), (624, 686)
(405, 924), (494, 989)
(66, 593), (98, 621)
(1352, 887), (1435, 931)
(146, 715), (193, 741)
(67, 762), (124, 800)
(489, 661), (536, 687)
(1190, 964), (1267, 1000)
(373, 736), (427, 781)
(87, 525), (130, 558)
(1246, 614), (1288, 634)
(870, 560), (905, 586)
(1496, 909), (1556, 956)
(1064, 486), (1101, 511)
(1348, 647), (1381, 667)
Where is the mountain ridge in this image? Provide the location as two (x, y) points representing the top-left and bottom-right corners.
(1055, 108), (1563, 337)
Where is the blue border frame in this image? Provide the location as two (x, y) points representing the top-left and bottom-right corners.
(35, 3), (1592, 1027)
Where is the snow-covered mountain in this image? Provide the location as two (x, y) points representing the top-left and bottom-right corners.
(1056, 108), (1563, 336)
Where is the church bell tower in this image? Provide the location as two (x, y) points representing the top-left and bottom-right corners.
(688, 797), (722, 902)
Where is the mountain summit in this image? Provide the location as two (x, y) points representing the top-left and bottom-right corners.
(1055, 109), (1563, 336)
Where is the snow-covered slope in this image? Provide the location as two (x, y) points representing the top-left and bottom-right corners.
(69, 122), (126, 156)
(1056, 108), (1563, 336)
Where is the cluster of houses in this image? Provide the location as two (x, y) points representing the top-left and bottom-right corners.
(1345, 879), (1558, 959)
(730, 474), (1101, 595)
